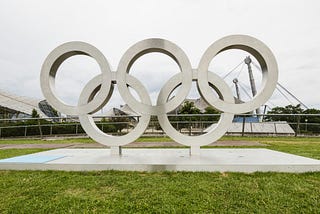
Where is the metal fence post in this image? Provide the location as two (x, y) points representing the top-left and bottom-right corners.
(0, 114), (319, 138)
(189, 116), (191, 136)
(38, 119), (43, 139)
(295, 115), (301, 137)
(241, 117), (246, 136)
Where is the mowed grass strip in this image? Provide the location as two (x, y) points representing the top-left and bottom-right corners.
(139, 136), (320, 159)
(220, 135), (320, 143)
(0, 170), (319, 213)
(1, 136), (320, 159)
(1, 135), (320, 144)
(230, 136), (320, 160)
(0, 138), (94, 144)
(0, 137), (319, 213)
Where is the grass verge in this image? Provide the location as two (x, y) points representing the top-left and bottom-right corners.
(0, 138), (94, 144)
(0, 137), (319, 213)
(223, 136), (320, 159)
(0, 170), (319, 213)
(1, 136), (320, 159)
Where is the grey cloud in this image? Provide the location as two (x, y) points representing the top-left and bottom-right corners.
(0, 0), (320, 110)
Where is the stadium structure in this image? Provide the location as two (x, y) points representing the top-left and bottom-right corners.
(0, 56), (303, 135)
(0, 89), (57, 119)
(101, 56), (303, 135)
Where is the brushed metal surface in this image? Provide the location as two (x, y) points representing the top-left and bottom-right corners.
(40, 36), (278, 155)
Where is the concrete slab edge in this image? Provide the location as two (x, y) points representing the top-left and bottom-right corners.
(1, 163), (320, 173)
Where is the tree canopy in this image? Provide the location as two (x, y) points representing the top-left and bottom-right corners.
(178, 101), (201, 115)
(31, 109), (39, 118)
(265, 104), (320, 133)
(265, 104), (320, 123)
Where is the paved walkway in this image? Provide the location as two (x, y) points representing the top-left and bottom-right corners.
(0, 141), (266, 149)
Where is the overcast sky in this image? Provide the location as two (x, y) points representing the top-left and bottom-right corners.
(0, 0), (320, 112)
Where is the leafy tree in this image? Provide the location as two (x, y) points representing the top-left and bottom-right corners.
(97, 117), (117, 133)
(300, 108), (320, 133)
(203, 106), (221, 122)
(52, 108), (59, 117)
(265, 104), (320, 134)
(173, 102), (222, 130)
(265, 104), (303, 122)
(31, 109), (40, 118)
(301, 108), (320, 123)
(110, 116), (132, 133)
(174, 101), (202, 130)
(178, 101), (201, 114)
(100, 117), (107, 123)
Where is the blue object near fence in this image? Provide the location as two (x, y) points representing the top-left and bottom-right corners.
(0, 155), (65, 163)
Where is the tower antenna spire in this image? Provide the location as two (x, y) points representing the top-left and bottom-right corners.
(245, 56), (261, 117)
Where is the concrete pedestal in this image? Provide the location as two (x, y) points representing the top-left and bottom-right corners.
(1, 148), (320, 173)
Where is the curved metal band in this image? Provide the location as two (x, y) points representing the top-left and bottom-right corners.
(197, 35), (278, 114)
(40, 41), (112, 116)
(40, 36), (278, 148)
(78, 74), (151, 147)
(117, 38), (193, 115)
(157, 71), (234, 146)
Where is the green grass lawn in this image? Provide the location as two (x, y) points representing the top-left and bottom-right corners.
(0, 136), (171, 144)
(221, 136), (320, 159)
(0, 137), (94, 144)
(0, 170), (319, 213)
(1, 135), (320, 143)
(1, 135), (320, 159)
(0, 136), (319, 213)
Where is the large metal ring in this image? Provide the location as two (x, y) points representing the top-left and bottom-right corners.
(117, 38), (193, 115)
(40, 36), (278, 149)
(157, 71), (234, 146)
(40, 41), (112, 116)
(197, 35), (278, 114)
(78, 74), (151, 147)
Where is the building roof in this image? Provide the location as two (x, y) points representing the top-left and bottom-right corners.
(103, 96), (244, 117)
(100, 105), (140, 117)
(204, 121), (295, 134)
(0, 89), (46, 117)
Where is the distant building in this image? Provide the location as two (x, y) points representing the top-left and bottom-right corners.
(105, 96), (244, 117)
(0, 90), (56, 119)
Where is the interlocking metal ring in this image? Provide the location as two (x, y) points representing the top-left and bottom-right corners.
(40, 35), (278, 151)
(117, 38), (193, 115)
(157, 71), (234, 147)
(198, 35), (278, 114)
(40, 41), (113, 116)
(78, 74), (151, 146)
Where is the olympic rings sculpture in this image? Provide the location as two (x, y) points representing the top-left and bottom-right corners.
(40, 35), (278, 155)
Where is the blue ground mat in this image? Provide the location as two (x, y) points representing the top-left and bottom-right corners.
(0, 154), (65, 163)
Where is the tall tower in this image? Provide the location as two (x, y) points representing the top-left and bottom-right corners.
(244, 56), (261, 117)
(233, 78), (241, 101)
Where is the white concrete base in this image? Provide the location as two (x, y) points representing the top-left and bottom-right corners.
(1, 148), (320, 173)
